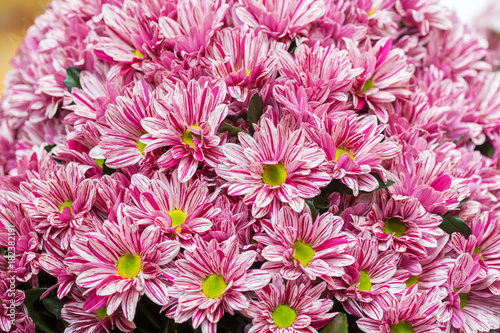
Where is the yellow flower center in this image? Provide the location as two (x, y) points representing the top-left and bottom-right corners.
(355, 271), (372, 291)
(383, 217), (408, 237)
(473, 247), (485, 260)
(116, 254), (142, 279)
(134, 49), (145, 58)
(459, 293), (468, 309)
(246, 69), (251, 76)
(272, 305), (297, 329)
(262, 163), (287, 186)
(137, 141), (147, 155)
(367, 7), (375, 17)
(293, 241), (315, 267)
(360, 79), (375, 93)
(405, 275), (419, 288)
(95, 159), (105, 169)
(96, 306), (109, 320)
(59, 201), (74, 214)
(334, 148), (354, 162)
(168, 209), (187, 233)
(391, 322), (414, 333)
(182, 125), (201, 148)
(201, 274), (227, 299)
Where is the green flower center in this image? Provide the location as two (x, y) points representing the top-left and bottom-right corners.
(334, 148), (354, 162)
(182, 125), (201, 148)
(459, 293), (468, 309)
(262, 163), (287, 186)
(383, 217), (408, 237)
(360, 79), (375, 93)
(201, 274), (227, 299)
(168, 209), (187, 233)
(96, 306), (109, 320)
(391, 321), (414, 333)
(137, 141), (147, 155)
(272, 305), (297, 329)
(293, 241), (315, 267)
(59, 201), (74, 214)
(116, 254), (142, 279)
(355, 271), (372, 291)
(95, 159), (105, 169)
(405, 275), (419, 288)
(472, 247), (485, 260)
(134, 49), (145, 58)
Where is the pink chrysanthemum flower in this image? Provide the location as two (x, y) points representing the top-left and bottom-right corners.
(245, 275), (335, 333)
(306, 114), (400, 196)
(23, 162), (96, 250)
(396, 0), (452, 35)
(90, 81), (154, 169)
(233, 0), (326, 39)
(217, 117), (331, 218)
(206, 28), (283, 102)
(141, 79), (228, 182)
(0, 272), (34, 333)
(159, 0), (228, 59)
(347, 37), (414, 123)
(0, 198), (40, 283)
(70, 219), (180, 321)
(275, 43), (363, 123)
(166, 236), (270, 333)
(61, 299), (136, 333)
(124, 171), (220, 249)
(353, 195), (443, 257)
(94, 2), (161, 71)
(328, 234), (405, 320)
(438, 253), (500, 333)
(255, 207), (354, 280)
(357, 285), (442, 333)
(389, 146), (470, 216)
(451, 212), (500, 275)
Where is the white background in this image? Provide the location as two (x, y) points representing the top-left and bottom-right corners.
(440, 0), (491, 23)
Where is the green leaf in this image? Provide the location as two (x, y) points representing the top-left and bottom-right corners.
(218, 122), (245, 137)
(313, 195), (331, 210)
(287, 39), (297, 54)
(305, 199), (320, 220)
(320, 313), (348, 333)
(475, 138), (495, 158)
(42, 294), (66, 320)
(439, 215), (472, 238)
(44, 144), (56, 153)
(24, 288), (57, 333)
(42, 295), (66, 320)
(475, 139), (495, 158)
(458, 197), (470, 207)
(371, 173), (395, 191)
(63, 67), (82, 93)
(247, 93), (264, 136)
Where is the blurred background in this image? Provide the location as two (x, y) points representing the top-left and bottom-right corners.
(0, 0), (51, 92)
(0, 0), (493, 93)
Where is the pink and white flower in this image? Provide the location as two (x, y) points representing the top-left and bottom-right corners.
(305, 114), (400, 195)
(245, 274), (335, 333)
(166, 236), (270, 333)
(217, 117), (331, 218)
(141, 79), (228, 182)
(256, 207), (354, 280)
(69, 219), (180, 321)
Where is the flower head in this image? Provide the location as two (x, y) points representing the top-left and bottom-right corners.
(246, 275), (335, 333)
(256, 207), (354, 280)
(217, 117), (331, 218)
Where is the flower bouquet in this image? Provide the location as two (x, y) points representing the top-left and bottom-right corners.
(1, 0), (500, 332)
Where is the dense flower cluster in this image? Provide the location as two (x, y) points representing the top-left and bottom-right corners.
(2, 0), (500, 332)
